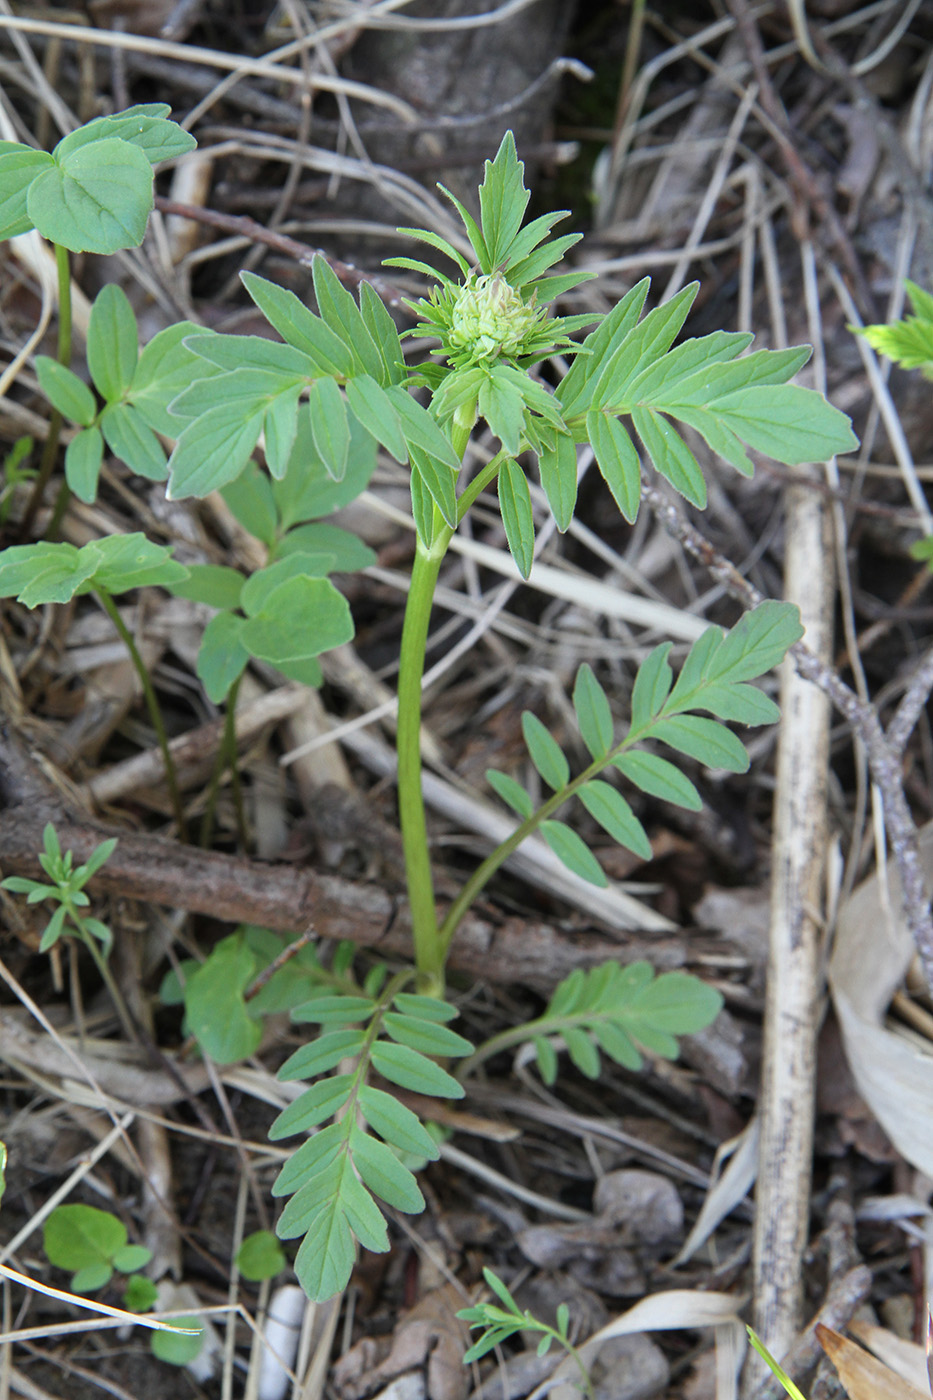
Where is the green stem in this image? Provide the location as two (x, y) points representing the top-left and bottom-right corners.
(81, 926), (137, 1043)
(397, 421), (472, 995)
(21, 243), (73, 540)
(398, 510), (454, 993)
(456, 449), (508, 523)
(95, 587), (189, 841)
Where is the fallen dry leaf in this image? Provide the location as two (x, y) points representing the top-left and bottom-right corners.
(816, 1324), (931, 1400)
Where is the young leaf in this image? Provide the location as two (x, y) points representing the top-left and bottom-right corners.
(27, 138), (154, 254)
(87, 533), (188, 593)
(241, 270), (354, 377)
(540, 820), (607, 887)
(311, 255), (384, 381)
(183, 935), (262, 1064)
(87, 283), (139, 400)
(631, 407), (706, 508)
(0, 144), (54, 240)
(268, 1074), (356, 1140)
(240, 576), (354, 666)
(573, 664), (614, 760)
(100, 401), (167, 480)
(477, 130), (530, 271)
(536, 427), (577, 531)
(479, 366), (525, 455)
(53, 105), (197, 165)
(167, 404), (266, 499)
(629, 644), (673, 731)
(345, 375), (408, 462)
(236, 1230), (286, 1282)
(277, 1028), (366, 1082)
(171, 563), (245, 611)
(498, 457), (535, 579)
(196, 611), (249, 703)
(521, 712), (570, 790)
(128, 321), (212, 436)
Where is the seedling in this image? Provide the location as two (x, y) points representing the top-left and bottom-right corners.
(1, 823), (116, 957)
(0, 117), (860, 1309)
(43, 1203), (153, 1295)
(458, 1267), (594, 1398)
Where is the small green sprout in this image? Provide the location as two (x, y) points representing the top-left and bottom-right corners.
(43, 1203), (152, 1293)
(457, 1267), (594, 1398)
(1, 824), (116, 955)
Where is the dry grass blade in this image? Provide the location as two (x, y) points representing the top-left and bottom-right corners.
(816, 1325), (931, 1400)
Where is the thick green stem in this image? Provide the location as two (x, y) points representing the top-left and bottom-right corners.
(397, 421), (471, 994)
(95, 588), (189, 841)
(397, 511), (454, 993)
(21, 243), (73, 540)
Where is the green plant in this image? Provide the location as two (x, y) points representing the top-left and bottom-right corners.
(0, 120), (859, 1307)
(1, 823), (116, 956)
(43, 1203), (153, 1295)
(746, 1328), (808, 1400)
(457, 1267), (594, 1398)
(236, 1229), (286, 1282)
(857, 280), (933, 378)
(0, 436), (36, 524)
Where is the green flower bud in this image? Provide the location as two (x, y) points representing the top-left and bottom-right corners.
(447, 274), (542, 364)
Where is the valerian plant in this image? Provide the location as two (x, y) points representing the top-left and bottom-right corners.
(0, 118), (859, 1307)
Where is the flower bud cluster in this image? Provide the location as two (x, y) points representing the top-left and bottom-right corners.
(446, 274), (542, 363)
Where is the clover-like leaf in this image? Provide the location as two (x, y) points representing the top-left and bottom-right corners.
(27, 138), (154, 254)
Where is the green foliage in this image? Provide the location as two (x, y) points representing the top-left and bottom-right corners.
(35, 285), (208, 501)
(150, 1317), (204, 1365)
(0, 105), (194, 252)
(0, 436), (36, 524)
(43, 1203), (152, 1293)
(236, 1229), (286, 1282)
(270, 977), (468, 1302)
(457, 1268), (593, 1397)
(856, 280), (933, 377)
(1, 824), (116, 955)
(0, 116), (861, 1324)
(0, 533), (187, 607)
(487, 602), (803, 887)
(160, 925), (335, 1063)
